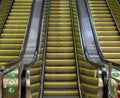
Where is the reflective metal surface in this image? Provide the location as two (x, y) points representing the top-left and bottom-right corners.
(22, 0), (44, 64)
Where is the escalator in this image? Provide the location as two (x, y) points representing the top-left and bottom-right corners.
(29, 0), (101, 98)
(30, 0), (79, 98)
(43, 0), (79, 97)
(0, 0), (33, 66)
(88, 0), (120, 64)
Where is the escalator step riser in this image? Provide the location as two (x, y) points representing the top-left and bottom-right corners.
(80, 76), (98, 85)
(94, 22), (115, 26)
(47, 47), (74, 53)
(101, 47), (120, 52)
(3, 29), (26, 32)
(1, 35), (24, 38)
(46, 53), (74, 59)
(47, 37), (72, 41)
(0, 40), (23, 44)
(81, 84), (98, 94)
(47, 32), (72, 36)
(98, 37), (120, 41)
(97, 31), (118, 36)
(30, 68), (41, 75)
(30, 77), (41, 84)
(44, 83), (77, 89)
(100, 41), (120, 46)
(103, 53), (120, 58)
(0, 58), (18, 62)
(93, 18), (113, 22)
(31, 83), (40, 93)
(45, 74), (76, 81)
(46, 60), (75, 66)
(0, 52), (19, 56)
(96, 27), (116, 30)
(45, 66), (76, 73)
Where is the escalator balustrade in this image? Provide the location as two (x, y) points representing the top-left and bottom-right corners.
(0, 0), (33, 66)
(88, 0), (120, 64)
(72, 1), (100, 98)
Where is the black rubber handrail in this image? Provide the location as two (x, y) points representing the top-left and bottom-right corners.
(70, 0), (82, 98)
(39, 0), (50, 98)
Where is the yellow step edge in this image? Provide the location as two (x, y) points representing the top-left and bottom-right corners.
(46, 53), (74, 55)
(46, 66), (75, 69)
(31, 83), (40, 87)
(81, 83), (98, 89)
(100, 41), (120, 43)
(49, 22), (71, 24)
(46, 59), (75, 62)
(0, 44), (22, 46)
(38, 60), (42, 63)
(44, 81), (77, 85)
(3, 28), (26, 30)
(0, 38), (24, 41)
(98, 36), (120, 38)
(85, 93), (97, 97)
(44, 90), (78, 94)
(48, 36), (72, 38)
(1, 34), (24, 36)
(103, 53), (120, 55)
(31, 92), (39, 96)
(13, 3), (32, 4)
(80, 67), (98, 73)
(47, 47), (73, 49)
(49, 27), (71, 28)
(0, 50), (20, 52)
(45, 74), (76, 77)
(0, 62), (7, 65)
(7, 20), (28, 22)
(30, 75), (40, 79)
(101, 47), (120, 48)
(5, 24), (27, 26)
(30, 68), (41, 71)
(0, 56), (18, 58)
(80, 75), (98, 81)
(10, 12), (30, 14)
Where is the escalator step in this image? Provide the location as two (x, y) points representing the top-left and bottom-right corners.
(45, 74), (76, 81)
(44, 81), (77, 89)
(44, 89), (78, 95)
(47, 47), (74, 53)
(45, 66), (76, 73)
(46, 59), (75, 65)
